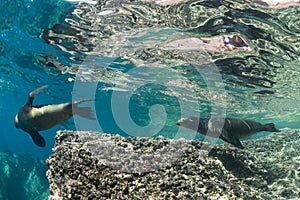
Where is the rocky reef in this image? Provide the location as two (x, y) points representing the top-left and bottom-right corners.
(47, 128), (300, 199)
(0, 152), (49, 200)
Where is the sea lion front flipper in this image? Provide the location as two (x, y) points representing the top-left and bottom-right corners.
(27, 130), (46, 147)
(220, 130), (244, 149)
(25, 85), (48, 107)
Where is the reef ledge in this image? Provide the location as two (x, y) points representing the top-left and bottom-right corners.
(47, 129), (300, 199)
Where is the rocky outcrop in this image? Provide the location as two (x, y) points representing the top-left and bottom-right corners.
(47, 128), (300, 199)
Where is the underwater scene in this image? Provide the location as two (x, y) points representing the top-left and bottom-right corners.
(0, 0), (299, 199)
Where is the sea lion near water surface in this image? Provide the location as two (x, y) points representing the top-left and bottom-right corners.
(14, 85), (95, 147)
(247, 0), (300, 9)
(176, 116), (280, 149)
(160, 34), (253, 53)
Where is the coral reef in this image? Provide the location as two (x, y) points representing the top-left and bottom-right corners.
(47, 129), (300, 199)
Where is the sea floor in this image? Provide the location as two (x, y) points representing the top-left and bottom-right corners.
(47, 128), (300, 199)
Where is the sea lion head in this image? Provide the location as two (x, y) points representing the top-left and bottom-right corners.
(224, 35), (249, 48)
(223, 34), (252, 52)
(176, 116), (201, 131)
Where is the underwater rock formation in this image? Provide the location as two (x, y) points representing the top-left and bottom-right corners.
(47, 129), (300, 199)
(0, 152), (49, 200)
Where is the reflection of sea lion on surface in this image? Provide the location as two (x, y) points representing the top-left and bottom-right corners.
(152, 0), (299, 8)
(14, 85), (95, 147)
(160, 34), (253, 53)
(247, 0), (299, 9)
(176, 116), (280, 149)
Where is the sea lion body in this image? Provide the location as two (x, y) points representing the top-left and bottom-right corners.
(14, 85), (95, 147)
(16, 103), (74, 131)
(176, 116), (280, 149)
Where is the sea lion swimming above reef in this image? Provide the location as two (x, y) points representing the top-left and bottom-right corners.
(176, 116), (280, 149)
(14, 85), (95, 147)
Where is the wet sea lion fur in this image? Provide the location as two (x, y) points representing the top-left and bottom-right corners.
(176, 116), (280, 149)
(14, 85), (95, 147)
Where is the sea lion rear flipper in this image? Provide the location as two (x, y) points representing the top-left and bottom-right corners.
(73, 99), (96, 120)
(25, 85), (48, 107)
(263, 123), (280, 132)
(27, 130), (46, 147)
(220, 131), (244, 149)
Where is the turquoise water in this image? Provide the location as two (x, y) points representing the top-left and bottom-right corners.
(1, 0), (74, 198)
(0, 0), (300, 199)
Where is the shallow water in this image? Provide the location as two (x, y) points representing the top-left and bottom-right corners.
(0, 0), (299, 199)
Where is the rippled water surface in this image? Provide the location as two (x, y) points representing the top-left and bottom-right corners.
(40, 0), (300, 134)
(0, 0), (299, 199)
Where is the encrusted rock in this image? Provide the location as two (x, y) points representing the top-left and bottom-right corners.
(47, 129), (300, 199)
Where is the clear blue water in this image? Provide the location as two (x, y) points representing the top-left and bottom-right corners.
(0, 0), (74, 199)
(0, 0), (74, 158)
(1, 0), (300, 199)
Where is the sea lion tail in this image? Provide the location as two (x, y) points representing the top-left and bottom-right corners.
(73, 99), (96, 120)
(263, 123), (280, 132)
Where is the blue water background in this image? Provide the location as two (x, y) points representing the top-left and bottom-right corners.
(0, 0), (300, 199)
(0, 1), (74, 198)
(2, 0), (299, 159)
(0, 0), (75, 159)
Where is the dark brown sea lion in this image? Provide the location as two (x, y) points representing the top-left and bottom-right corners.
(14, 85), (95, 147)
(176, 116), (280, 148)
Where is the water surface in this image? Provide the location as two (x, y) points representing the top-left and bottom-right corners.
(0, 0), (299, 199)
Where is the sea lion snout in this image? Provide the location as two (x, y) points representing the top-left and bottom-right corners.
(14, 115), (20, 128)
(176, 117), (201, 131)
(176, 118), (184, 125)
(176, 117), (192, 126)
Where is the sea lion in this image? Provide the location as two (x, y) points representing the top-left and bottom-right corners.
(160, 34), (253, 53)
(247, 0), (300, 9)
(176, 116), (280, 149)
(14, 85), (95, 147)
(223, 35), (250, 50)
